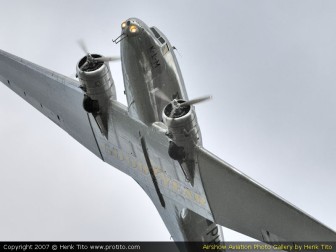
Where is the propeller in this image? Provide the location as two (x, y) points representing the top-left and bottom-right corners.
(77, 39), (120, 71)
(168, 95), (212, 119)
(179, 96), (212, 107)
(78, 39), (89, 55)
(151, 87), (171, 103)
(153, 88), (212, 120)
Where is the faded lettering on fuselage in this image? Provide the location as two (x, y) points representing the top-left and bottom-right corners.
(104, 143), (206, 206)
(148, 45), (161, 69)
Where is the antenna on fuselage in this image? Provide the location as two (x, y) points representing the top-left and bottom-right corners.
(112, 33), (128, 44)
(172, 46), (182, 57)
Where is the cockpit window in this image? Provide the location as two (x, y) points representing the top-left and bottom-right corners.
(150, 27), (161, 38)
(158, 37), (165, 44)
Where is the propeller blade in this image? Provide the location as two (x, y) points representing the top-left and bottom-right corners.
(151, 88), (171, 103)
(169, 106), (177, 119)
(181, 95), (212, 107)
(77, 39), (89, 55)
(95, 56), (120, 62)
(166, 105), (177, 128)
(80, 61), (89, 71)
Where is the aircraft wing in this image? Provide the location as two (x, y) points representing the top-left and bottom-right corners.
(197, 146), (336, 242)
(0, 49), (103, 159)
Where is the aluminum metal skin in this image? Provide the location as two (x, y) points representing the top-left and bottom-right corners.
(120, 18), (188, 124)
(0, 18), (335, 248)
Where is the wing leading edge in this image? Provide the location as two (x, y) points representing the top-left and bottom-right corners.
(0, 49), (103, 159)
(197, 146), (336, 241)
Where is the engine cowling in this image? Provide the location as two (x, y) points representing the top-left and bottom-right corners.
(76, 54), (116, 136)
(163, 100), (201, 147)
(162, 100), (202, 185)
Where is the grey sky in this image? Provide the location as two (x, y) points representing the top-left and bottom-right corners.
(0, 0), (335, 241)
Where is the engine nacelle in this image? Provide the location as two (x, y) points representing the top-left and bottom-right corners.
(163, 100), (201, 148)
(76, 54), (116, 136)
(162, 100), (202, 184)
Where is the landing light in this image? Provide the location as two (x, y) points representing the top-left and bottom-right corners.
(129, 25), (138, 33)
(121, 22), (127, 29)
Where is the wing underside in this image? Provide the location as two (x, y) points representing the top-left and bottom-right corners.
(0, 49), (103, 159)
(197, 146), (336, 241)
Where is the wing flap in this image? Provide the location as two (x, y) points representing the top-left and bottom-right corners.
(197, 147), (336, 241)
(0, 49), (102, 159)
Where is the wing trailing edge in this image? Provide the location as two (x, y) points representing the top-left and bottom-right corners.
(197, 146), (336, 242)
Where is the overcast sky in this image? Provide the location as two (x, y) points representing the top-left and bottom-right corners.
(0, 0), (335, 241)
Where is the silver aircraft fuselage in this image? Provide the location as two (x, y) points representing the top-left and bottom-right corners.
(118, 18), (222, 243)
(120, 18), (188, 124)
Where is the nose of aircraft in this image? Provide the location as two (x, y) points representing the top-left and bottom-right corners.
(113, 18), (145, 43)
(120, 18), (144, 37)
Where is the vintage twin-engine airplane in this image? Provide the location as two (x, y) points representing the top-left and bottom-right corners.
(0, 18), (335, 244)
